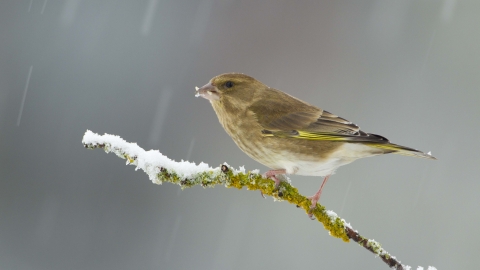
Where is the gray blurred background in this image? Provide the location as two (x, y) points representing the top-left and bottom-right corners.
(1, 0), (479, 269)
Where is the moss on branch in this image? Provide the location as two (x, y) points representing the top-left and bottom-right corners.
(82, 130), (410, 270)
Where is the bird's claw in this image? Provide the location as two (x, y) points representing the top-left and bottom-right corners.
(307, 195), (319, 220)
(308, 203), (317, 220)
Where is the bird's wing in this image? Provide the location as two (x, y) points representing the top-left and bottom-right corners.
(248, 96), (389, 143)
(247, 90), (436, 159)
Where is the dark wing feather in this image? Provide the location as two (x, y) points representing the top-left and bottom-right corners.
(248, 89), (389, 143)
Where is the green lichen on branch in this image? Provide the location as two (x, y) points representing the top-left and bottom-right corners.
(83, 140), (349, 242)
(82, 130), (410, 269)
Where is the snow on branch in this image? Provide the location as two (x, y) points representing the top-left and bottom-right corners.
(82, 130), (436, 270)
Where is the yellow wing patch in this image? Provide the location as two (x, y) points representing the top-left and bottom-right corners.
(261, 129), (436, 160)
(262, 130), (350, 141)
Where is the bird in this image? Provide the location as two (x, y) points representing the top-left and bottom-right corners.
(195, 73), (435, 215)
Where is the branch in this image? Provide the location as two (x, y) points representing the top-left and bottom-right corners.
(82, 130), (434, 270)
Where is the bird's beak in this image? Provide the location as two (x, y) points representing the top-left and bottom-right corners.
(195, 83), (220, 101)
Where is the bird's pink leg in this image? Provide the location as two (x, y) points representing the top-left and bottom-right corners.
(308, 175), (331, 217)
(263, 169), (287, 187)
(259, 169), (287, 198)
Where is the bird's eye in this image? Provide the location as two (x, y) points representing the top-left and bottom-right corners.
(224, 81), (234, 88)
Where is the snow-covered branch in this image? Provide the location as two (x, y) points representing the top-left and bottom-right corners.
(82, 130), (436, 270)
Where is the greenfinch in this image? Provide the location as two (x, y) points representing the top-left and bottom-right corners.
(196, 73), (435, 213)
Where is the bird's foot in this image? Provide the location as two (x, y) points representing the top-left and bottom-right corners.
(307, 193), (321, 220)
(308, 193), (321, 209)
(306, 175), (330, 220)
(263, 169), (287, 191)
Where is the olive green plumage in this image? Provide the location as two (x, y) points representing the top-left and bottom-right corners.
(196, 73), (435, 179)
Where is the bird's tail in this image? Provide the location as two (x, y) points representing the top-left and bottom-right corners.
(367, 142), (437, 160)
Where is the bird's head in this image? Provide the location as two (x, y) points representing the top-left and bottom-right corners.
(195, 73), (264, 106)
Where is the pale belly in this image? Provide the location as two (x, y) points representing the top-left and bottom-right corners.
(246, 141), (382, 177)
(274, 154), (351, 176)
